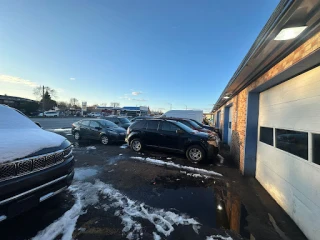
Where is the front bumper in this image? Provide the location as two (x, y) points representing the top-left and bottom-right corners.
(206, 141), (219, 159)
(0, 156), (74, 222)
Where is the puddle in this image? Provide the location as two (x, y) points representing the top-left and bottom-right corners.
(135, 174), (252, 240)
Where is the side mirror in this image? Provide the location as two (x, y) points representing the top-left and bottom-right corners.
(176, 129), (184, 134)
(35, 122), (42, 128)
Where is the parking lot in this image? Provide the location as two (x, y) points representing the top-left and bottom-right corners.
(0, 119), (307, 240)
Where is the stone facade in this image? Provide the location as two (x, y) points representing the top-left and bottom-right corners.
(215, 31), (320, 174)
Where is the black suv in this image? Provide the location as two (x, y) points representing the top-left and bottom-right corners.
(103, 116), (131, 129)
(125, 119), (220, 163)
(0, 105), (74, 222)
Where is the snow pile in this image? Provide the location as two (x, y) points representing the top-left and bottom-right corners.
(48, 128), (72, 133)
(86, 146), (96, 150)
(0, 105), (66, 163)
(206, 235), (233, 240)
(73, 167), (98, 181)
(186, 173), (211, 179)
(32, 182), (101, 240)
(120, 144), (128, 149)
(95, 180), (201, 238)
(130, 157), (222, 177)
(153, 232), (161, 240)
(33, 179), (201, 240)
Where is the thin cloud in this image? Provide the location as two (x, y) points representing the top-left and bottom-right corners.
(132, 91), (142, 96)
(70, 77), (76, 81)
(132, 98), (147, 102)
(0, 75), (38, 87)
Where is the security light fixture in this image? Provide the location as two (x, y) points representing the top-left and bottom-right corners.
(274, 26), (307, 40)
(217, 204), (223, 211)
(223, 96), (230, 99)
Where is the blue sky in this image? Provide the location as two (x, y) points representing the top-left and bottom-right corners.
(0, 0), (279, 112)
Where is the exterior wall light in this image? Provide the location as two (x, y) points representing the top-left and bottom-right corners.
(274, 26), (307, 40)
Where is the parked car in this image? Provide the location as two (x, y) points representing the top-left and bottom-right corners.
(130, 116), (153, 122)
(72, 119), (126, 145)
(161, 110), (203, 122)
(103, 116), (131, 129)
(189, 119), (221, 138)
(162, 117), (218, 136)
(43, 110), (59, 117)
(0, 105), (74, 222)
(126, 119), (220, 163)
(87, 112), (101, 117)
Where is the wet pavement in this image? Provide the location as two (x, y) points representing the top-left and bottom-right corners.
(0, 129), (308, 240)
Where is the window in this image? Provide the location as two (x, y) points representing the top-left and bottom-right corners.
(276, 129), (308, 160)
(146, 121), (159, 130)
(260, 127), (273, 146)
(312, 134), (320, 165)
(81, 120), (90, 126)
(90, 121), (100, 128)
(180, 120), (194, 129)
(99, 120), (117, 128)
(161, 122), (180, 132)
(119, 118), (130, 124)
(132, 120), (146, 129)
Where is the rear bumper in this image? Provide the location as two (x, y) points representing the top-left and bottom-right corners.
(0, 156), (74, 222)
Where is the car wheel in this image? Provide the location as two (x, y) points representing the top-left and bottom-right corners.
(101, 135), (109, 145)
(186, 145), (205, 163)
(130, 138), (142, 152)
(74, 131), (81, 140)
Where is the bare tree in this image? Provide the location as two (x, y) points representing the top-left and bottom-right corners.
(57, 101), (68, 110)
(33, 86), (57, 100)
(110, 102), (120, 108)
(70, 98), (79, 108)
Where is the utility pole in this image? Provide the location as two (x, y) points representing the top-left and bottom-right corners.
(42, 85), (45, 116)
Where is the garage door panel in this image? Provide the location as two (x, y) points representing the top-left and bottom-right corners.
(257, 66), (320, 240)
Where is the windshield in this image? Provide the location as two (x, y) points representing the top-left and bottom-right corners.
(119, 118), (130, 124)
(170, 121), (194, 133)
(99, 119), (118, 128)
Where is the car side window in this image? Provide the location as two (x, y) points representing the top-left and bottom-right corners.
(146, 121), (159, 130)
(81, 120), (90, 126)
(90, 121), (100, 128)
(161, 122), (180, 132)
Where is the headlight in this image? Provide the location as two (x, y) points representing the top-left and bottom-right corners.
(208, 134), (216, 140)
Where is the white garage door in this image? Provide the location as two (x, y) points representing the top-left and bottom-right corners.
(256, 66), (320, 240)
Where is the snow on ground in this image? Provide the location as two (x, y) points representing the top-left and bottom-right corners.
(73, 167), (99, 181)
(48, 128), (72, 133)
(86, 146), (96, 150)
(130, 157), (222, 177)
(120, 144), (129, 149)
(153, 232), (161, 240)
(206, 235), (233, 240)
(33, 178), (201, 240)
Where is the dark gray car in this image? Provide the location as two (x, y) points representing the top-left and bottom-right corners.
(103, 116), (131, 129)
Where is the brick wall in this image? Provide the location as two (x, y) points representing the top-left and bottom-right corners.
(215, 31), (320, 174)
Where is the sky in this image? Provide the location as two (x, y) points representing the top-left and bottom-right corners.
(0, 0), (279, 112)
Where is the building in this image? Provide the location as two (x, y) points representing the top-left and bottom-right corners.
(212, 1), (320, 239)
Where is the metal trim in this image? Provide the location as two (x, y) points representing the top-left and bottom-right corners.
(39, 186), (68, 202)
(0, 174), (68, 206)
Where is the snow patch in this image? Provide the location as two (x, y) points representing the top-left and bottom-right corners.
(206, 235), (233, 240)
(153, 232), (161, 240)
(74, 167), (98, 181)
(48, 128), (72, 133)
(120, 144), (128, 149)
(130, 157), (222, 177)
(86, 146), (96, 150)
(95, 180), (201, 237)
(186, 173), (211, 179)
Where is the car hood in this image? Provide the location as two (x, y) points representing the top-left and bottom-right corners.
(0, 129), (67, 164)
(190, 130), (209, 139)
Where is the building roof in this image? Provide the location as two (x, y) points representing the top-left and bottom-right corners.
(213, 0), (320, 112)
(0, 95), (37, 103)
(122, 107), (140, 111)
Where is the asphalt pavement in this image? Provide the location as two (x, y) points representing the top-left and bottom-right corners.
(32, 117), (82, 130)
(0, 118), (308, 240)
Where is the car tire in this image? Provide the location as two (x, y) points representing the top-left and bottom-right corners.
(74, 131), (81, 140)
(186, 145), (205, 163)
(130, 138), (143, 152)
(101, 135), (109, 145)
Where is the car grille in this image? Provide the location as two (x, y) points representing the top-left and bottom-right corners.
(0, 146), (72, 182)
